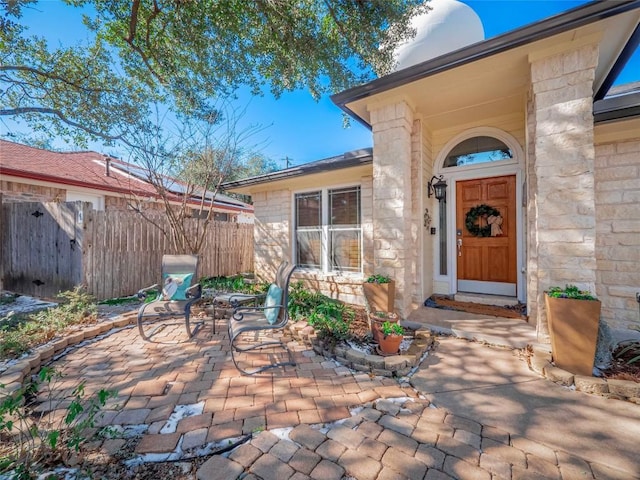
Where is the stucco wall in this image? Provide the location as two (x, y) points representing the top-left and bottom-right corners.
(594, 138), (640, 332)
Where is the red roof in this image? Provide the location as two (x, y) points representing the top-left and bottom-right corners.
(0, 140), (253, 213)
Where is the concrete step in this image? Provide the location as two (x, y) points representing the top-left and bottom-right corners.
(454, 292), (520, 306)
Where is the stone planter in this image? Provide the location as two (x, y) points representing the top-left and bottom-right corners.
(545, 294), (601, 376)
(370, 312), (399, 343)
(363, 280), (395, 313)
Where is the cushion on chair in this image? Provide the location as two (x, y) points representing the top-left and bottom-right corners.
(264, 283), (283, 324)
(162, 273), (194, 300)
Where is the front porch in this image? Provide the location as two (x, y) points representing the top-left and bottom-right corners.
(406, 305), (537, 350)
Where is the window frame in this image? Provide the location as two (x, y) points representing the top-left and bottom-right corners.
(293, 184), (363, 276)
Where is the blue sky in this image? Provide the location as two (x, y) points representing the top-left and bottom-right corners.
(3, 1), (638, 167)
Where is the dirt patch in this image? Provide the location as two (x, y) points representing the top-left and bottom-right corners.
(347, 305), (372, 341)
(601, 342), (640, 383)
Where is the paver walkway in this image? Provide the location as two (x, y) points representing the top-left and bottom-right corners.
(411, 337), (640, 479)
(35, 314), (639, 479)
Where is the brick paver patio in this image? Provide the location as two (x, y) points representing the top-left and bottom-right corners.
(27, 313), (636, 479)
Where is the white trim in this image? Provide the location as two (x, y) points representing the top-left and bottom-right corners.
(66, 191), (105, 211)
(436, 126), (523, 174)
(458, 280), (516, 297)
(432, 127), (526, 303)
(291, 182), (364, 278)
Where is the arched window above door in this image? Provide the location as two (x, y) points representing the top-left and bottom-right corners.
(443, 136), (512, 168)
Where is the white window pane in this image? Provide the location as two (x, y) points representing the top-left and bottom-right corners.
(329, 187), (360, 226)
(330, 229), (361, 272)
(296, 230), (322, 269)
(296, 192), (321, 227)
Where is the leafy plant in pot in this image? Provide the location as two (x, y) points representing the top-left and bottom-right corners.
(378, 321), (404, 355)
(363, 274), (395, 313)
(545, 284), (601, 376)
(369, 310), (399, 343)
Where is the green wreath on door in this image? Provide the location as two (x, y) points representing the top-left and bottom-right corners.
(465, 204), (501, 237)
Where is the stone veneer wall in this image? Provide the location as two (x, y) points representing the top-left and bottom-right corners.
(252, 188), (292, 282)
(594, 138), (640, 332)
(251, 175), (374, 306)
(370, 101), (415, 316)
(527, 43), (599, 342)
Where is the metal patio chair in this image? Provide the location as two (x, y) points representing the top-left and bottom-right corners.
(137, 254), (202, 341)
(210, 261), (289, 335)
(228, 261), (297, 375)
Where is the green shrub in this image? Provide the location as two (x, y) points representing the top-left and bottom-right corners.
(546, 285), (597, 301)
(0, 366), (117, 479)
(614, 340), (640, 366)
(98, 295), (138, 306)
(381, 321), (403, 337)
(0, 287), (97, 361)
(365, 274), (391, 284)
(287, 281), (329, 320)
(200, 275), (265, 294)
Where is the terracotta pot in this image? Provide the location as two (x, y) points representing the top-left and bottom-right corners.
(363, 280), (395, 313)
(378, 333), (403, 355)
(370, 313), (399, 343)
(545, 295), (601, 376)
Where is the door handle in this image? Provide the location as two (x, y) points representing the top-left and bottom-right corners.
(457, 238), (462, 256)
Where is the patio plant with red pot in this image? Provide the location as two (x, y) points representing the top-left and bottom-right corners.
(378, 321), (404, 355)
(370, 310), (399, 343)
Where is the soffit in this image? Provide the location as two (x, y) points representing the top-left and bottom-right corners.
(346, 14), (640, 132)
(228, 164), (373, 195)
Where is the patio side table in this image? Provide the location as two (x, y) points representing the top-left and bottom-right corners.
(210, 292), (264, 335)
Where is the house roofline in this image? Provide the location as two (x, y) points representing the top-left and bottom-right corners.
(0, 167), (254, 213)
(0, 166), (153, 198)
(331, 0), (640, 128)
(222, 148), (373, 190)
(594, 90), (640, 123)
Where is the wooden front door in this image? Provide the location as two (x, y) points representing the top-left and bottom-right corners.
(456, 175), (517, 296)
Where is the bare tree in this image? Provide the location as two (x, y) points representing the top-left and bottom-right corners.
(122, 106), (261, 254)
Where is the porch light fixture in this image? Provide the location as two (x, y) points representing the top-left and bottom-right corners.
(428, 175), (447, 202)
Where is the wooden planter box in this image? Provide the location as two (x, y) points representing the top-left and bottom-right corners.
(363, 280), (396, 313)
(545, 295), (601, 376)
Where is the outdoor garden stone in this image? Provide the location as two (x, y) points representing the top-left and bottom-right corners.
(543, 364), (574, 385)
(607, 378), (640, 398)
(574, 375), (609, 395)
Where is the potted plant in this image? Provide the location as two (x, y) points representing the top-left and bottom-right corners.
(545, 285), (601, 376)
(378, 321), (404, 355)
(363, 274), (395, 313)
(369, 310), (399, 343)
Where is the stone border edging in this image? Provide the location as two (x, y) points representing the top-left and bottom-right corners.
(528, 344), (640, 404)
(286, 320), (435, 378)
(0, 312), (139, 397)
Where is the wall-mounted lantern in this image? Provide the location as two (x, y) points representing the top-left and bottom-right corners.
(428, 175), (448, 202)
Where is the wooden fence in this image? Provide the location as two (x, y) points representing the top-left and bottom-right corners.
(1, 201), (254, 300)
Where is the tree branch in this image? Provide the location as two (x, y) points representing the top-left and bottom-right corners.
(0, 65), (119, 94)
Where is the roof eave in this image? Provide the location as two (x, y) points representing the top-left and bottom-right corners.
(331, 0), (640, 120)
(0, 167), (254, 212)
(222, 148), (373, 190)
(594, 91), (640, 123)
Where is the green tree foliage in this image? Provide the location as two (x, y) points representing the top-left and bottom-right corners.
(1, 0), (425, 144)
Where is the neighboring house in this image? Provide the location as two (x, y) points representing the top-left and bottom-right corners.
(223, 0), (640, 341)
(0, 139), (254, 222)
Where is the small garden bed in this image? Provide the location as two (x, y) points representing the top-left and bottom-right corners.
(601, 340), (640, 383)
